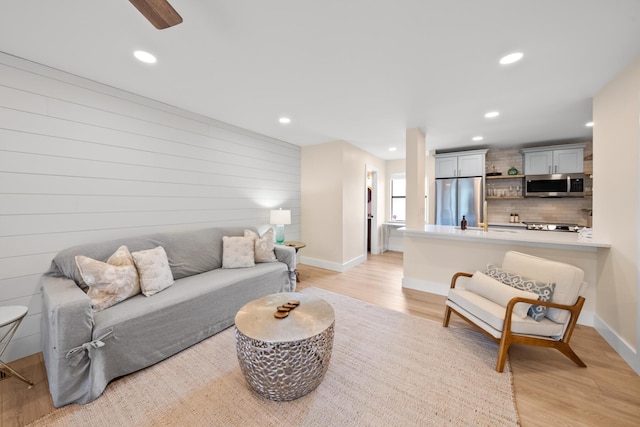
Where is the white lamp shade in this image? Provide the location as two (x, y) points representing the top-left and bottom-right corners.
(270, 209), (291, 225)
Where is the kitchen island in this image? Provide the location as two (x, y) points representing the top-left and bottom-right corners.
(401, 225), (610, 325)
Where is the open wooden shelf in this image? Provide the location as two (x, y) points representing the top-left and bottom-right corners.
(486, 174), (525, 179)
(486, 196), (523, 200)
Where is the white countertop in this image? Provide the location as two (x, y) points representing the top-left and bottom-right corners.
(401, 225), (610, 250)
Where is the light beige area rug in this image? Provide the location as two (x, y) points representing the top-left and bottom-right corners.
(30, 287), (519, 426)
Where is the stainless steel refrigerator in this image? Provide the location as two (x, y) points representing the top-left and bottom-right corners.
(435, 177), (484, 227)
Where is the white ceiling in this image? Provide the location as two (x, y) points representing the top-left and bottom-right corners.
(2, 1), (640, 160)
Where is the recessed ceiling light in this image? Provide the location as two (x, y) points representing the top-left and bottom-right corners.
(585, 121), (594, 127)
(279, 117), (291, 124)
(499, 52), (524, 65)
(472, 136), (484, 141)
(484, 111), (500, 118)
(388, 147), (397, 152)
(134, 50), (157, 64)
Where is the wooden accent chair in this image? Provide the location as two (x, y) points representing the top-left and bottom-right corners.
(442, 251), (587, 372)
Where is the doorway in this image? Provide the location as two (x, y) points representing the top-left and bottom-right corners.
(366, 166), (379, 254)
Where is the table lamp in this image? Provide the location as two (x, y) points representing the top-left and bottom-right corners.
(270, 209), (291, 244)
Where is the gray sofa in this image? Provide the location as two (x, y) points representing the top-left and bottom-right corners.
(40, 226), (296, 407)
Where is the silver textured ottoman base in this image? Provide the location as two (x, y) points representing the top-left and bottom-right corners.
(235, 322), (334, 401)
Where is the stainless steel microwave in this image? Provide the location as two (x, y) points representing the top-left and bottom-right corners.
(525, 174), (585, 197)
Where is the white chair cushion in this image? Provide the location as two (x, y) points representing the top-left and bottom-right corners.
(464, 271), (538, 319)
(501, 251), (584, 324)
(448, 289), (565, 338)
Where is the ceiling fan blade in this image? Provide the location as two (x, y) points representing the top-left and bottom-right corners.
(129, 0), (183, 29)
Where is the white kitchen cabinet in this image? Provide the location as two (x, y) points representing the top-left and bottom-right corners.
(522, 144), (584, 175)
(435, 150), (487, 178)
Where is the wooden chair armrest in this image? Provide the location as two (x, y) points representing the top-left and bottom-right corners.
(450, 272), (473, 289)
(505, 296), (584, 313)
(502, 295), (586, 340)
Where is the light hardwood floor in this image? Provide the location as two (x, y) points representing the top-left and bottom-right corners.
(2, 251), (639, 426)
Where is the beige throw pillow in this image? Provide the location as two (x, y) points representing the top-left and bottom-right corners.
(465, 271), (539, 319)
(244, 229), (277, 263)
(75, 245), (141, 311)
(131, 246), (175, 296)
(222, 236), (255, 268)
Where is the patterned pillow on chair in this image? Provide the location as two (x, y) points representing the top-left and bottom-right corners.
(486, 264), (556, 321)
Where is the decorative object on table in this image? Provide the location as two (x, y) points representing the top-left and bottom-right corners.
(507, 166), (518, 175)
(270, 208), (291, 244)
(0, 305), (34, 387)
(460, 215), (467, 230)
(273, 300), (301, 318)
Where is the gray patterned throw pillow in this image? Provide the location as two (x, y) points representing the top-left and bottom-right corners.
(485, 265), (556, 322)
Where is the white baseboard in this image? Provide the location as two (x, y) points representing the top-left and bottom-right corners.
(402, 277), (595, 327)
(593, 315), (640, 375)
(402, 277), (449, 296)
(299, 254), (366, 273)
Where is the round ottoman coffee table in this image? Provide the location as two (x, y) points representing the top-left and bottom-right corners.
(234, 292), (334, 401)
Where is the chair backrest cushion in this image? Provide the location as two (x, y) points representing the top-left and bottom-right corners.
(501, 251), (584, 324)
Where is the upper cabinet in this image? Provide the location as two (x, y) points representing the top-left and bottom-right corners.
(435, 149), (488, 178)
(522, 144), (584, 175)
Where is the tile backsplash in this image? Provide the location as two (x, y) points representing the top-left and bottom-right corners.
(485, 141), (593, 226)
(487, 198), (592, 226)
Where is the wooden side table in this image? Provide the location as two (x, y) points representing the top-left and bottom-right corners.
(0, 305), (34, 387)
(283, 241), (306, 281)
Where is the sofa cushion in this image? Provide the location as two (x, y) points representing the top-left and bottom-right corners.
(465, 271), (538, 319)
(75, 246), (140, 311)
(501, 251), (584, 323)
(485, 265), (555, 321)
(222, 236), (255, 269)
(244, 229), (277, 263)
(131, 246), (175, 296)
(448, 288), (565, 338)
(46, 227), (259, 289)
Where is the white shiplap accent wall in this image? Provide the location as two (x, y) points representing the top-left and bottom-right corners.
(0, 52), (301, 362)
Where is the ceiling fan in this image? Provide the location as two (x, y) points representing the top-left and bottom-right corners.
(129, 0), (183, 29)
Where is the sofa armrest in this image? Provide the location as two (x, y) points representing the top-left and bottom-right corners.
(40, 275), (95, 407)
(274, 245), (296, 272)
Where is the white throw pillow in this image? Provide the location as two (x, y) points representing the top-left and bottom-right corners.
(131, 246), (175, 296)
(75, 245), (141, 311)
(464, 271), (539, 319)
(222, 236), (255, 268)
(244, 229), (277, 263)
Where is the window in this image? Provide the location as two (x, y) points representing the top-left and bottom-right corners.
(390, 174), (428, 222)
(390, 176), (406, 221)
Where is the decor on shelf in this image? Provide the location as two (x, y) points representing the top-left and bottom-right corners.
(270, 208), (291, 244)
(508, 166), (518, 175)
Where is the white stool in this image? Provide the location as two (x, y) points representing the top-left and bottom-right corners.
(0, 305), (34, 387)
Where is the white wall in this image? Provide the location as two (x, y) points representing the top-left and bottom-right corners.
(300, 141), (385, 271)
(0, 53), (301, 362)
(301, 142), (343, 265)
(593, 55), (640, 373)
